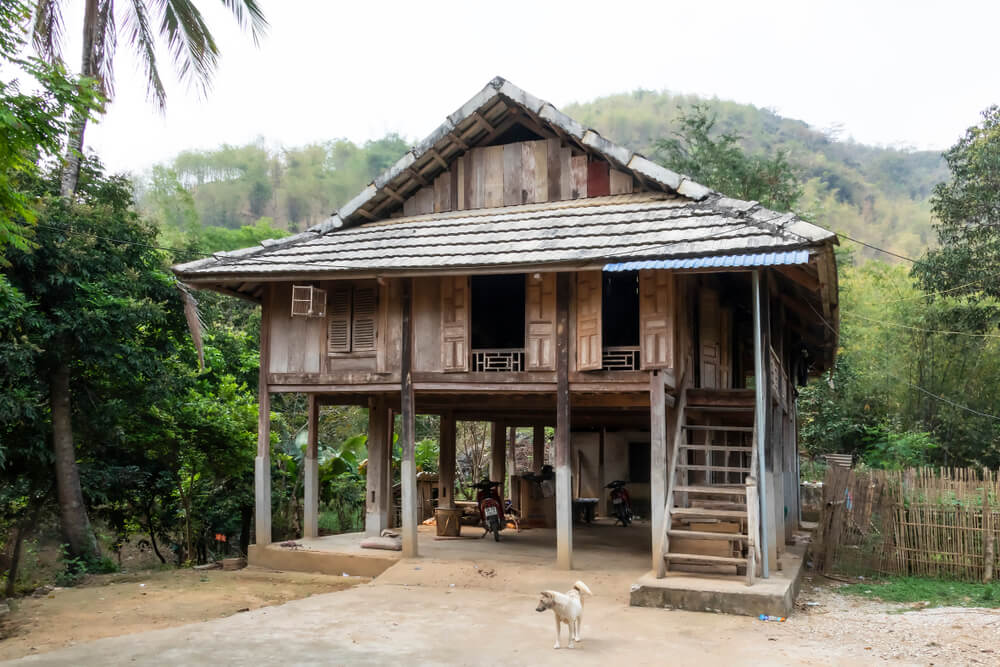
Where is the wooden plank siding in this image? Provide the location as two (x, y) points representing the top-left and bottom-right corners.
(392, 138), (619, 217)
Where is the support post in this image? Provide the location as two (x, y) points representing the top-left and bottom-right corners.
(752, 270), (771, 577)
(255, 288), (272, 546)
(598, 427), (607, 518)
(650, 371), (667, 574)
(303, 394), (319, 539)
(438, 412), (456, 509)
(491, 421), (506, 500)
(555, 272), (573, 569)
(507, 426), (517, 499)
(365, 396), (390, 536)
(400, 279), (418, 557)
(533, 424), (546, 472)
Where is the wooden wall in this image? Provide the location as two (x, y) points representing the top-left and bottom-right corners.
(401, 138), (633, 217)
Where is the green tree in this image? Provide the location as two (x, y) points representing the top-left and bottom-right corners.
(913, 105), (1000, 300)
(654, 104), (802, 210)
(28, 0), (267, 561)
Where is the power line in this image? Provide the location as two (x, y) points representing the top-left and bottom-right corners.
(846, 311), (1000, 339)
(834, 232), (917, 263)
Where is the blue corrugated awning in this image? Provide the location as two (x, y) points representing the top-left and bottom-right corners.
(604, 250), (810, 272)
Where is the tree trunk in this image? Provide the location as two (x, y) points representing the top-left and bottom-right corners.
(51, 361), (98, 561)
(143, 508), (166, 564)
(5, 495), (47, 598)
(61, 0), (102, 197)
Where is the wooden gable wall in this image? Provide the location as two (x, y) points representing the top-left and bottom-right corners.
(400, 138), (634, 217)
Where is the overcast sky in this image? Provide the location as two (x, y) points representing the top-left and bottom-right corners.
(73, 0), (999, 175)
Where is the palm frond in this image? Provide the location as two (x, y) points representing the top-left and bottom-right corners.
(123, 0), (166, 110)
(218, 0), (267, 46)
(178, 281), (205, 369)
(154, 0), (219, 98)
(31, 0), (66, 62)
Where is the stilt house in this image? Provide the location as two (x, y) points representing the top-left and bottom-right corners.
(173, 78), (839, 581)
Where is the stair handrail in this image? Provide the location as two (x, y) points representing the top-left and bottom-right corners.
(657, 370), (688, 577)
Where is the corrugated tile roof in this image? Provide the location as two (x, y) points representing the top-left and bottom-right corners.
(604, 250), (811, 272)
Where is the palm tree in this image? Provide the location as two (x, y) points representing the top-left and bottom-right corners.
(29, 0), (267, 561)
(32, 0), (267, 196)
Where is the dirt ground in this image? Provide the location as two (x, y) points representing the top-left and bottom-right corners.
(2, 562), (1000, 665)
(0, 567), (361, 661)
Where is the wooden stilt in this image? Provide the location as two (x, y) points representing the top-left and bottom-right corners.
(491, 421), (506, 499)
(650, 370), (667, 574)
(439, 412), (456, 509)
(555, 272), (573, 570)
(303, 394), (319, 539)
(400, 279), (418, 557)
(255, 287), (272, 546)
(533, 424), (546, 472)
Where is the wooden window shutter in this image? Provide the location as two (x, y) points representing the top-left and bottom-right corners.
(291, 285), (327, 318)
(440, 276), (469, 372)
(327, 286), (352, 354)
(575, 271), (602, 371)
(699, 287), (721, 388)
(639, 270), (674, 370)
(525, 273), (556, 371)
(351, 285), (378, 352)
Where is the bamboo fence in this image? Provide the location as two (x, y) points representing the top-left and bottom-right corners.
(816, 467), (998, 582)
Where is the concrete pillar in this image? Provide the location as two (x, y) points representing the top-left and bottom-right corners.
(438, 412), (456, 509)
(490, 421), (506, 500)
(365, 396), (390, 536)
(650, 371), (667, 574)
(533, 424), (546, 472)
(555, 272), (572, 569)
(303, 394), (319, 539)
(400, 279), (418, 557)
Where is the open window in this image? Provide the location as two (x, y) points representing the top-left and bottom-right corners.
(327, 283), (377, 355)
(601, 271), (640, 370)
(470, 274), (525, 371)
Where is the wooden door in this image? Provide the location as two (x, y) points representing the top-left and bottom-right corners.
(639, 270), (674, 369)
(441, 276), (469, 372)
(525, 273), (556, 370)
(576, 271), (602, 371)
(699, 287), (721, 388)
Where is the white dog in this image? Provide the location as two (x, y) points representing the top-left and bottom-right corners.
(535, 581), (593, 649)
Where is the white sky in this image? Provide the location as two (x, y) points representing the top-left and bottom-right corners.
(71, 0), (1000, 175)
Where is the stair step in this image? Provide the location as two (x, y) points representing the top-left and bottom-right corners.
(668, 529), (749, 541)
(682, 425), (754, 433)
(679, 444), (752, 453)
(692, 501), (747, 510)
(686, 406), (754, 413)
(664, 553), (748, 566)
(675, 485), (748, 496)
(672, 507), (748, 519)
(675, 464), (752, 473)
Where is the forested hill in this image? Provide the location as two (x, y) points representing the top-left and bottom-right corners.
(140, 90), (949, 259)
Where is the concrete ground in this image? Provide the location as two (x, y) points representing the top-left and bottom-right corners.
(4, 559), (999, 666)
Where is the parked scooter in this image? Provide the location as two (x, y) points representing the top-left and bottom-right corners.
(606, 480), (633, 526)
(473, 479), (505, 541)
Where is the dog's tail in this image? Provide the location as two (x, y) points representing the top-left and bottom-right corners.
(573, 581), (593, 597)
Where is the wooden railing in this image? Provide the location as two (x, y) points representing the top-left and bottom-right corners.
(471, 348), (525, 372)
(602, 346), (641, 371)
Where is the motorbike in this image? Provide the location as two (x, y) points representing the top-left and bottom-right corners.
(606, 480), (633, 526)
(473, 479), (505, 541)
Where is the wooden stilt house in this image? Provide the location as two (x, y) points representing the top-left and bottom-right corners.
(173, 77), (839, 580)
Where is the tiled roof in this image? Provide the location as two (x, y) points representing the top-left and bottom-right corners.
(175, 193), (834, 279)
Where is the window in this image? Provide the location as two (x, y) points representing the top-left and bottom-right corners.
(470, 274), (525, 349)
(290, 285), (327, 318)
(327, 283), (378, 355)
(601, 271), (640, 370)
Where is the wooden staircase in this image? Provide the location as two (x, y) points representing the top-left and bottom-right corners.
(660, 388), (762, 584)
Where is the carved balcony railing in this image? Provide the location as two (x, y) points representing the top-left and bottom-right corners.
(602, 346), (640, 371)
(471, 348), (525, 372)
